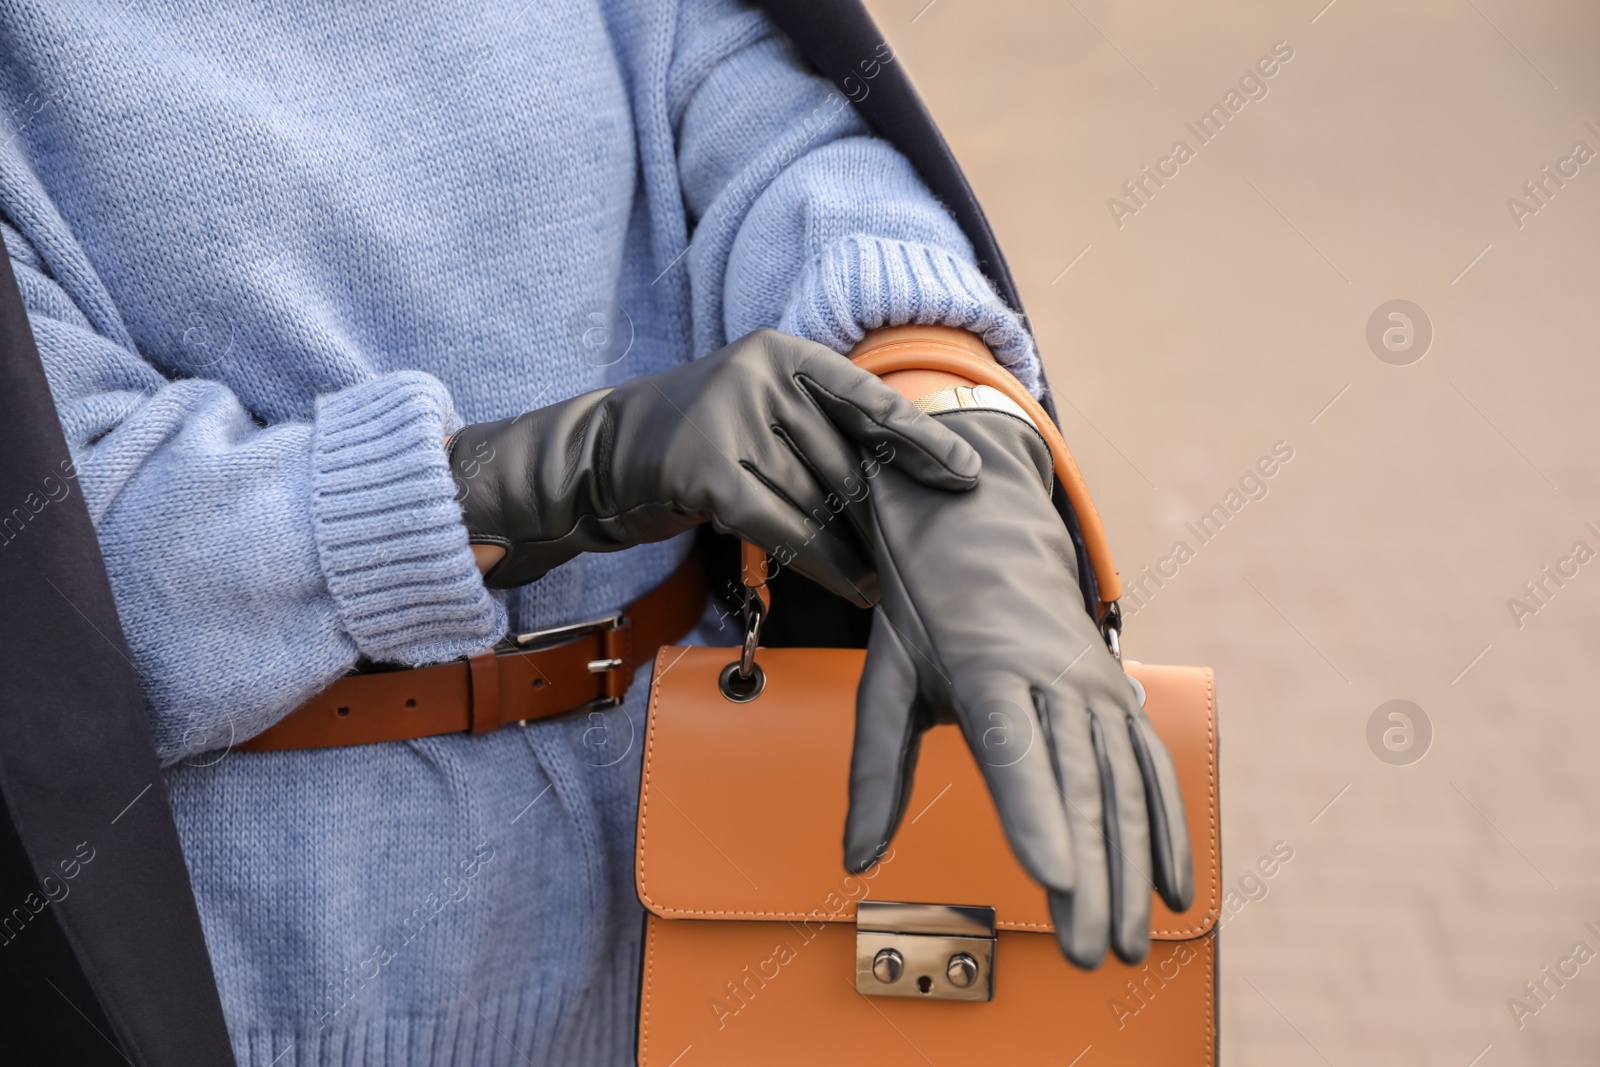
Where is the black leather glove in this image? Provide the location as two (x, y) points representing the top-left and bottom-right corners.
(842, 407), (1194, 968)
(446, 329), (981, 601)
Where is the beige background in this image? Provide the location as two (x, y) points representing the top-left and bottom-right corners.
(862, 0), (1600, 1063)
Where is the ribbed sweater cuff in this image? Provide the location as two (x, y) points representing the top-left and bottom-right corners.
(778, 234), (1044, 396)
(310, 372), (506, 665)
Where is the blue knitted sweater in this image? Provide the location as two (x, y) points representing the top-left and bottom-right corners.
(1, 2), (1037, 1063)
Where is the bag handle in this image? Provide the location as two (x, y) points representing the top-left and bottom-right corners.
(847, 327), (1122, 609)
(720, 328), (1125, 700)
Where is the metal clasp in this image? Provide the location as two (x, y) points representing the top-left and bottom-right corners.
(1099, 599), (1123, 664)
(854, 901), (996, 1002)
(736, 588), (766, 679)
(502, 613), (627, 725)
(717, 586), (767, 702)
(507, 612), (624, 652)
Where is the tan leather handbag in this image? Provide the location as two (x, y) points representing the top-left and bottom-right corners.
(634, 330), (1219, 1065)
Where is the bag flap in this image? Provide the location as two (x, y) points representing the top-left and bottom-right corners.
(636, 647), (1218, 939)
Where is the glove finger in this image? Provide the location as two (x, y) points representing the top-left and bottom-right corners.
(1036, 688), (1109, 968)
(1128, 713), (1195, 913)
(844, 609), (925, 874)
(739, 427), (876, 581)
(1091, 706), (1155, 965)
(958, 678), (1076, 894)
(764, 399), (883, 550)
(710, 472), (878, 608)
(790, 354), (981, 491)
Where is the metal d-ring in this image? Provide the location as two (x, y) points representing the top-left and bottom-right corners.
(718, 589), (767, 702)
(1099, 599), (1123, 664)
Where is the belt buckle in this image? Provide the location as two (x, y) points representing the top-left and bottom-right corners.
(502, 612), (629, 720)
(506, 612), (624, 653)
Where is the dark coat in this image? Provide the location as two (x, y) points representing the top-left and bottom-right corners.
(0, 4), (1078, 1061)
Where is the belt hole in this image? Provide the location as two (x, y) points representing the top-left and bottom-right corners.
(532, 678), (546, 689)
(336, 706), (350, 717)
(405, 698), (417, 709)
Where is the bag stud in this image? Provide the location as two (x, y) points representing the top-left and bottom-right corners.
(945, 952), (978, 988)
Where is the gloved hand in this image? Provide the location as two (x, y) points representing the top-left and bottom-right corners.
(842, 405), (1194, 968)
(445, 330), (981, 600)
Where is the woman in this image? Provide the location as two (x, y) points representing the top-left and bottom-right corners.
(0, 2), (1186, 1063)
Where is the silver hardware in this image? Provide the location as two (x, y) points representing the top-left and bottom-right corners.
(736, 588), (766, 679)
(717, 659), (765, 703)
(718, 584), (768, 702)
(855, 901), (996, 1002)
(504, 618), (629, 716)
(945, 952), (978, 988)
(912, 384), (1039, 432)
(509, 613), (623, 651)
(1099, 599), (1122, 663)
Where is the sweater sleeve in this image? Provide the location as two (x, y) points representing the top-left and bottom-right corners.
(667, 0), (1042, 395)
(4, 222), (504, 765)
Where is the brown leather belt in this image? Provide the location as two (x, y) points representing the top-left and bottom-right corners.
(240, 554), (706, 751)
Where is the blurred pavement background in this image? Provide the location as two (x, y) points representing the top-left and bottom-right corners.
(862, 0), (1600, 1063)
